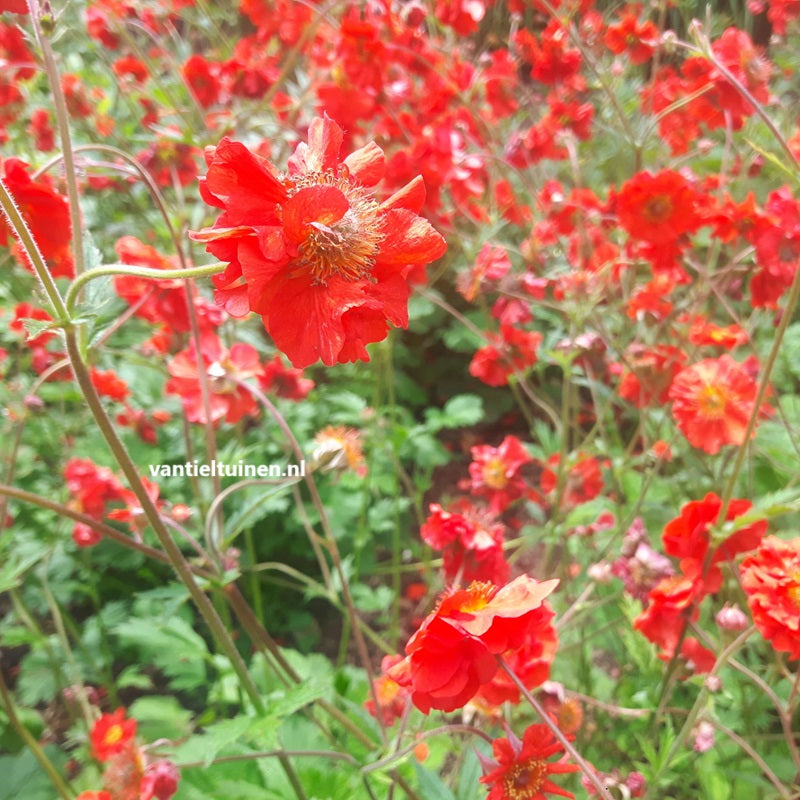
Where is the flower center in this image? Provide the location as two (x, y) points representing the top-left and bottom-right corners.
(643, 195), (672, 223)
(788, 571), (800, 608)
(698, 384), (727, 417)
(105, 724), (124, 746)
(502, 757), (547, 799)
(482, 457), (509, 489)
(288, 172), (385, 284)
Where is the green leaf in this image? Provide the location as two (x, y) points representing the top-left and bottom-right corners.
(173, 715), (254, 767)
(111, 614), (208, 691)
(413, 761), (458, 800)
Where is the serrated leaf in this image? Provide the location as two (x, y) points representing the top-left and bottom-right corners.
(174, 716), (253, 767)
(267, 679), (328, 717)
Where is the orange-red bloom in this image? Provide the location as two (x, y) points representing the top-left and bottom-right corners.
(479, 723), (579, 800)
(390, 576), (558, 713)
(662, 492), (766, 590)
(741, 536), (800, 661)
(90, 709), (137, 762)
(469, 435), (535, 513)
(668, 355), (769, 454)
(615, 169), (700, 246)
(192, 115), (446, 368)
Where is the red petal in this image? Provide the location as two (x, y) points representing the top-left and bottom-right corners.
(379, 175), (427, 213)
(289, 114), (343, 174)
(377, 208), (447, 266)
(282, 185), (349, 244)
(343, 141), (385, 186)
(204, 138), (287, 223)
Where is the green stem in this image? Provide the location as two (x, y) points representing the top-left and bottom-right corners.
(0, 670), (74, 800)
(64, 262), (225, 315)
(499, 657), (615, 800)
(644, 626), (755, 799)
(0, 177), (68, 319)
(27, 0), (85, 277)
(63, 329), (264, 714)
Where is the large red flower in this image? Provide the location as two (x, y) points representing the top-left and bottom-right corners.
(192, 115), (447, 368)
(741, 536), (800, 661)
(668, 355), (769, 455)
(390, 576), (558, 713)
(479, 723), (579, 800)
(615, 169), (700, 246)
(662, 492), (766, 589)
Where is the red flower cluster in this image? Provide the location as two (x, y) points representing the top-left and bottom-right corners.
(64, 458), (125, 547)
(635, 493), (766, 671)
(192, 115), (446, 368)
(389, 576), (558, 713)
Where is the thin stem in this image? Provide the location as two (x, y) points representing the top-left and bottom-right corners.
(63, 329), (264, 714)
(0, 177), (68, 319)
(0, 670), (74, 800)
(0, 482), (212, 576)
(649, 626), (755, 798)
(709, 718), (791, 799)
(177, 748), (358, 769)
(65, 262), (225, 315)
(362, 725), (493, 775)
(499, 657), (615, 800)
(27, 0), (84, 277)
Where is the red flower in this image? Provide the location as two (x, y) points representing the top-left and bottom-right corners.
(473, 610), (558, 708)
(618, 344), (686, 408)
(479, 723), (579, 800)
(364, 655), (412, 727)
(458, 243), (512, 303)
(91, 368), (130, 402)
(421, 502), (510, 585)
(390, 576), (559, 713)
(182, 54), (221, 108)
(259, 354), (315, 400)
(470, 325), (542, 388)
(192, 115), (446, 368)
(90, 709), (137, 762)
(662, 492), (766, 590)
(604, 10), (658, 65)
(540, 453), (605, 510)
(469, 435), (534, 514)
(741, 536), (800, 661)
(615, 170), (700, 246)
(633, 568), (706, 659)
(165, 334), (260, 425)
(668, 355), (769, 454)
(76, 793), (112, 800)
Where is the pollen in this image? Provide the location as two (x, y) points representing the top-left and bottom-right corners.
(288, 172), (385, 284)
(503, 757), (547, 799)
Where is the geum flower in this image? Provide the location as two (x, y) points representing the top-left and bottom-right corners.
(388, 575), (559, 713)
(192, 115), (447, 368)
(479, 723), (579, 800)
(741, 536), (800, 661)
